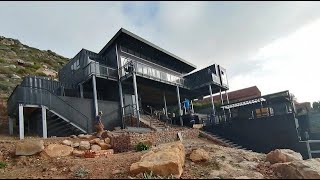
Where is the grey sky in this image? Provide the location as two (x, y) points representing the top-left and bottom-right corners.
(1, 1), (319, 102)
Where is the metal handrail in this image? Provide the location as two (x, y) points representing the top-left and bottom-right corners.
(7, 85), (89, 132)
(305, 140), (320, 159)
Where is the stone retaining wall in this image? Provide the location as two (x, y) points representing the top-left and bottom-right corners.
(106, 128), (199, 153)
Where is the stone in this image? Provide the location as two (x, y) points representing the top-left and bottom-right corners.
(62, 140), (72, 146)
(98, 142), (112, 150)
(89, 138), (100, 144)
(79, 141), (91, 150)
(95, 149), (114, 157)
(104, 138), (111, 144)
(91, 145), (102, 152)
(9, 65), (16, 69)
(43, 144), (74, 157)
(50, 168), (57, 171)
(70, 135), (77, 139)
(78, 134), (94, 140)
(130, 141), (185, 178)
(112, 169), (121, 175)
(266, 149), (303, 164)
(189, 148), (209, 162)
(238, 161), (259, 170)
(72, 142), (80, 148)
(271, 158), (320, 179)
(209, 170), (227, 179)
(15, 140), (44, 156)
(72, 150), (84, 157)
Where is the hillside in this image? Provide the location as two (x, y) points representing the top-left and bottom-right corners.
(0, 36), (69, 102)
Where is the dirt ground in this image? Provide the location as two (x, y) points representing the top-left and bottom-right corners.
(0, 133), (279, 179)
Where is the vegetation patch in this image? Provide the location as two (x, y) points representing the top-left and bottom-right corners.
(135, 142), (150, 151)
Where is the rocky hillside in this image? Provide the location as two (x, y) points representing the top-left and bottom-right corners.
(0, 36), (69, 101)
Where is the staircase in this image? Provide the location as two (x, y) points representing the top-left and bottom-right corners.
(47, 111), (85, 137)
(140, 114), (168, 132)
(204, 131), (253, 152)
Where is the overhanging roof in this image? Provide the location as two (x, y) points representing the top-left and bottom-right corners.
(98, 28), (197, 70)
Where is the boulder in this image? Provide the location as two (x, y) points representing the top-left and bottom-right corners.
(72, 142), (80, 148)
(189, 148), (209, 162)
(62, 140), (72, 146)
(15, 140), (44, 156)
(89, 138), (100, 144)
(104, 138), (111, 144)
(72, 150), (84, 157)
(79, 141), (91, 150)
(78, 134), (94, 140)
(266, 149), (302, 164)
(130, 141), (185, 178)
(44, 144), (74, 157)
(271, 158), (320, 179)
(91, 145), (102, 152)
(98, 142), (112, 150)
(11, 74), (21, 79)
(70, 135), (77, 139)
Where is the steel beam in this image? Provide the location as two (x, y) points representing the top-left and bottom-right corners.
(133, 73), (140, 126)
(209, 85), (216, 123)
(18, 104), (24, 140)
(41, 106), (47, 138)
(80, 83), (84, 98)
(118, 81), (125, 128)
(163, 91), (168, 117)
(92, 75), (98, 116)
(176, 86), (183, 126)
(8, 117), (13, 135)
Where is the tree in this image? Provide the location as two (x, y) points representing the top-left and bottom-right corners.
(313, 101), (320, 112)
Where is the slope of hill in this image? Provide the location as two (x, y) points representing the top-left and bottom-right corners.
(0, 36), (69, 102)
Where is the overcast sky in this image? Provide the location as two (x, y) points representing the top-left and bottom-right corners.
(1, 1), (320, 103)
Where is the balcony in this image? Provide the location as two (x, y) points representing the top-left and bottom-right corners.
(119, 59), (187, 88)
(84, 61), (118, 80)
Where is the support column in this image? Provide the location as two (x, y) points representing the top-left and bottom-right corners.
(225, 90), (231, 117)
(209, 85), (216, 123)
(8, 117), (13, 135)
(118, 81), (125, 128)
(176, 86), (183, 126)
(18, 104), (24, 140)
(80, 84), (84, 98)
(92, 75), (98, 116)
(220, 88), (226, 122)
(132, 73), (140, 126)
(41, 106), (47, 138)
(163, 91), (168, 117)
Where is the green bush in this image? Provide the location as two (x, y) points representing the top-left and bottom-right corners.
(35, 72), (47, 77)
(0, 67), (11, 74)
(0, 162), (7, 169)
(74, 167), (89, 178)
(142, 171), (175, 179)
(135, 142), (150, 151)
(31, 63), (41, 70)
(0, 82), (9, 91)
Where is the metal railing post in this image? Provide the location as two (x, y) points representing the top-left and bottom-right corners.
(306, 140), (312, 159)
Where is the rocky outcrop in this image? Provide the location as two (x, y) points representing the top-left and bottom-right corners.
(271, 158), (320, 179)
(43, 144), (74, 157)
(130, 141), (185, 178)
(189, 148), (209, 162)
(72, 150), (85, 157)
(266, 149), (303, 164)
(91, 145), (102, 152)
(15, 140), (44, 156)
(62, 140), (72, 146)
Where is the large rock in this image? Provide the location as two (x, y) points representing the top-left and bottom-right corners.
(79, 141), (91, 150)
(271, 158), (320, 179)
(44, 144), (74, 157)
(189, 148), (209, 162)
(130, 141), (185, 178)
(72, 150), (85, 157)
(89, 138), (100, 144)
(78, 134), (94, 140)
(91, 145), (102, 152)
(62, 140), (72, 146)
(266, 149), (303, 164)
(15, 140), (44, 156)
(98, 142), (112, 150)
(72, 142), (80, 148)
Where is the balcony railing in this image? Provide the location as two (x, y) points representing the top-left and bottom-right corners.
(119, 58), (187, 87)
(84, 61), (118, 80)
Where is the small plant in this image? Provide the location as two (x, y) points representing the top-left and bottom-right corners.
(74, 167), (89, 178)
(0, 162), (7, 169)
(198, 133), (204, 138)
(142, 171), (175, 179)
(135, 142), (150, 151)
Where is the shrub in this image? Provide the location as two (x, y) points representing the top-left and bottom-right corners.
(0, 162), (7, 169)
(74, 167), (89, 178)
(142, 171), (175, 179)
(31, 63), (41, 70)
(135, 142), (150, 151)
(0, 67), (11, 74)
(0, 82), (9, 91)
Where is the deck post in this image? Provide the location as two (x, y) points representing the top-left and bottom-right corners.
(209, 85), (216, 123)
(8, 117), (13, 135)
(132, 72), (140, 126)
(220, 88), (226, 122)
(41, 106), (47, 138)
(118, 81), (125, 128)
(18, 104), (24, 140)
(80, 83), (84, 98)
(225, 90), (231, 118)
(92, 75), (98, 116)
(163, 91), (168, 117)
(176, 86), (183, 126)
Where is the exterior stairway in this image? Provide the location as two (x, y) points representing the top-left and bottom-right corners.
(203, 131), (253, 152)
(140, 114), (168, 132)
